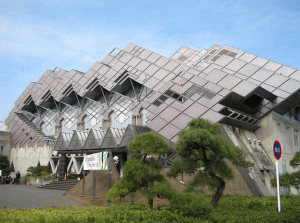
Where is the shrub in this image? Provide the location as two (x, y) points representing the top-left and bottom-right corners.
(169, 192), (212, 217)
(26, 166), (51, 176)
(66, 173), (83, 179)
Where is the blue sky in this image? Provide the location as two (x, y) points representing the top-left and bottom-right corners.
(0, 0), (299, 121)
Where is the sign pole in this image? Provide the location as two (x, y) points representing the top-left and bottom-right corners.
(82, 169), (85, 196)
(273, 140), (282, 213)
(92, 170), (96, 200)
(276, 160), (281, 212)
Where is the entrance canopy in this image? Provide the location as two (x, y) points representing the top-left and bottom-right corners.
(54, 124), (152, 154)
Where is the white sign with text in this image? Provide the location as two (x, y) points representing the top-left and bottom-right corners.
(83, 152), (108, 170)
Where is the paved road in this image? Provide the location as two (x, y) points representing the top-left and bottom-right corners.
(0, 185), (79, 209)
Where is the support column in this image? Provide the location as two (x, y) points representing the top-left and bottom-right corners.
(107, 150), (113, 206)
(58, 154), (68, 181)
(108, 151), (112, 190)
(120, 156), (124, 178)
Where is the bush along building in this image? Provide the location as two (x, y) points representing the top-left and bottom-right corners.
(4, 43), (300, 196)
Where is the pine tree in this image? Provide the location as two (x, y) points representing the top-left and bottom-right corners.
(167, 118), (254, 207)
(107, 131), (169, 209)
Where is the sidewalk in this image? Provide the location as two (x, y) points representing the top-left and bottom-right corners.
(0, 185), (80, 209)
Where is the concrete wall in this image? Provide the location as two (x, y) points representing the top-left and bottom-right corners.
(0, 131), (11, 157)
(221, 124), (277, 196)
(9, 142), (55, 177)
(255, 112), (300, 195)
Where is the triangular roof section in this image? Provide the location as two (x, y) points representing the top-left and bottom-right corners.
(83, 128), (106, 150)
(100, 128), (118, 148)
(131, 125), (152, 136)
(53, 132), (73, 151)
(93, 129), (106, 145)
(110, 127), (126, 145)
(118, 125), (152, 147)
(118, 125), (135, 148)
(68, 130), (88, 151)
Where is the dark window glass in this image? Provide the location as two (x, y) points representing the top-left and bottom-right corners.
(153, 100), (162, 106)
(248, 118), (254, 123)
(204, 91), (215, 99)
(242, 117), (250, 122)
(171, 93), (180, 99)
(196, 88), (207, 96)
(165, 90), (174, 96)
(219, 108), (232, 116)
(236, 115), (244, 120)
(159, 95), (168, 102)
(177, 96), (186, 103)
(230, 113), (238, 118)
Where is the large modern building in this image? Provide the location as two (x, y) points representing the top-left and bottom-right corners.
(4, 43), (300, 196)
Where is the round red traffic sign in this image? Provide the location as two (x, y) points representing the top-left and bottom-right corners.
(273, 140), (281, 160)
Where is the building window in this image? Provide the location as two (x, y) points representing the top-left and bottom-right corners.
(0, 146), (3, 154)
(294, 135), (298, 146)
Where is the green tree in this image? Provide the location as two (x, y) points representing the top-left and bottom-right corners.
(0, 155), (11, 176)
(167, 118), (254, 207)
(107, 131), (170, 209)
(271, 151), (300, 193)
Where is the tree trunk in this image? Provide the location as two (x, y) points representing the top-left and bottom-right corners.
(209, 179), (225, 207)
(148, 195), (154, 209)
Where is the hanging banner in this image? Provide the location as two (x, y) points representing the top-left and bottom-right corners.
(102, 152), (109, 170)
(83, 152), (109, 170)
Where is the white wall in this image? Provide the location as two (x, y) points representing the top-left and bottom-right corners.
(9, 143), (55, 176)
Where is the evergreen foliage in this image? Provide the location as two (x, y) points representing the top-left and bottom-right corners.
(107, 131), (170, 209)
(271, 151), (300, 193)
(0, 155), (11, 176)
(167, 118), (254, 207)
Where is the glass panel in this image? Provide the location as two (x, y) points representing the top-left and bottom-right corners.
(236, 115), (244, 120)
(171, 93), (180, 99)
(242, 117), (250, 122)
(88, 117), (99, 127)
(183, 90), (194, 98)
(159, 95), (168, 102)
(196, 88), (207, 96)
(118, 113), (128, 124)
(203, 91), (215, 99)
(165, 90), (174, 96)
(84, 99), (103, 127)
(153, 100), (162, 106)
(189, 85), (200, 93)
(123, 100), (132, 108)
(230, 113), (238, 118)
